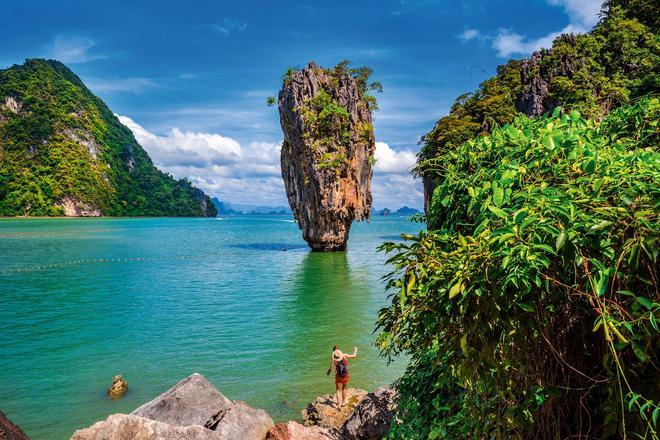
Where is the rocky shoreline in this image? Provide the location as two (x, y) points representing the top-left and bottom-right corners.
(1, 373), (396, 440)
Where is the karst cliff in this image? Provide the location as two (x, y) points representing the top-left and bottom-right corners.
(278, 62), (377, 251)
(0, 59), (217, 217)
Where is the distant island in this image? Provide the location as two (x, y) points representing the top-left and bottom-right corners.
(372, 206), (420, 217)
(213, 198), (420, 218)
(212, 198), (292, 215)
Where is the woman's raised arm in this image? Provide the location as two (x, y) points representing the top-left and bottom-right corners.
(345, 346), (358, 358)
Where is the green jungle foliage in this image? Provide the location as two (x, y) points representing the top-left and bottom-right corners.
(0, 59), (216, 217)
(294, 61), (379, 172)
(418, 1), (659, 178)
(302, 89), (352, 151)
(392, 5), (660, 433)
(333, 60), (383, 111)
(379, 97), (659, 439)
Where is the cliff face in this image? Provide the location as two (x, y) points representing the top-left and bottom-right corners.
(278, 62), (375, 251)
(0, 59), (217, 217)
(516, 35), (585, 117)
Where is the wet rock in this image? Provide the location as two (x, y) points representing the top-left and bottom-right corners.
(341, 386), (397, 440)
(107, 374), (128, 399)
(302, 388), (367, 429)
(0, 410), (30, 440)
(70, 414), (221, 440)
(278, 62), (375, 251)
(266, 421), (340, 440)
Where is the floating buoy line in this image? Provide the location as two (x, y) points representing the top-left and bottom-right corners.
(0, 255), (198, 275)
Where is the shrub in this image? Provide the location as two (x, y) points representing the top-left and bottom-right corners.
(378, 97), (660, 439)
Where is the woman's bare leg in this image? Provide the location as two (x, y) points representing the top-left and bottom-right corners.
(342, 383), (348, 406)
(335, 382), (342, 406)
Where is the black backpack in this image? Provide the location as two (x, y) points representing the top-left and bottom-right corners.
(336, 359), (347, 377)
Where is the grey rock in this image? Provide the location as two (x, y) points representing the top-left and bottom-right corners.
(341, 386), (397, 440)
(516, 34), (583, 117)
(57, 196), (102, 217)
(130, 373), (272, 439)
(70, 414), (221, 440)
(131, 373), (233, 427)
(516, 51), (552, 117)
(2, 96), (22, 114)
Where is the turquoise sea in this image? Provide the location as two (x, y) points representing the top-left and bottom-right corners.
(0, 216), (422, 439)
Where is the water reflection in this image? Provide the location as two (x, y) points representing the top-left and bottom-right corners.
(261, 251), (379, 413)
(0, 217), (414, 437)
(228, 243), (308, 251)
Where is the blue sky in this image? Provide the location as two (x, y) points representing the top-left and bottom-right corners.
(1, 0), (602, 209)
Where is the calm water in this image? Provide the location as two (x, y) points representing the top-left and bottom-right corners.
(0, 216), (421, 439)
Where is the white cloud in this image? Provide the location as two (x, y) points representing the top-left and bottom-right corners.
(374, 141), (416, 174)
(459, 28), (481, 41)
(118, 115), (284, 204)
(200, 18), (248, 36)
(462, 0), (602, 57)
(48, 35), (105, 64)
(492, 29), (552, 58)
(117, 116), (243, 168)
(546, 0), (602, 28)
(141, 105), (274, 140)
(492, 23), (584, 57)
(117, 116), (424, 209)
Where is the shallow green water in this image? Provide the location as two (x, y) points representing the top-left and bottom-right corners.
(0, 216), (421, 439)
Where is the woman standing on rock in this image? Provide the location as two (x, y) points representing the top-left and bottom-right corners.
(327, 345), (357, 407)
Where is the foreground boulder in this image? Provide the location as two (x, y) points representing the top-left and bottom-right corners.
(0, 410), (30, 440)
(131, 373), (233, 426)
(341, 386), (397, 440)
(107, 374), (128, 399)
(302, 388), (367, 429)
(70, 414), (221, 440)
(72, 373), (272, 440)
(278, 62), (376, 251)
(265, 421), (340, 440)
